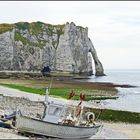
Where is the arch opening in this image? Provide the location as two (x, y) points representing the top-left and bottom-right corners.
(87, 52), (95, 75)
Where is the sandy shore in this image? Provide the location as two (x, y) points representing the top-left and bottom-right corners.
(104, 122), (140, 139)
(0, 127), (28, 139)
(0, 86), (140, 139)
(91, 122), (140, 139)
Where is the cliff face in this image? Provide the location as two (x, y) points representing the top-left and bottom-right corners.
(0, 22), (104, 76)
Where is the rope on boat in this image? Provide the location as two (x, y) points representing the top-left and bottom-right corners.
(48, 77), (53, 94)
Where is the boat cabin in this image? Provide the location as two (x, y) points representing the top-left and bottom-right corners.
(42, 101), (80, 125)
(43, 103), (65, 123)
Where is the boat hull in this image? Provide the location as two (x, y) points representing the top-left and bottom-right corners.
(15, 114), (102, 139)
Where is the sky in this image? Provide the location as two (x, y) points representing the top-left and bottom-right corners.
(0, 1), (140, 70)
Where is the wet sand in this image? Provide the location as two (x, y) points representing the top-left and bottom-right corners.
(0, 78), (127, 92)
(104, 122), (140, 139)
(0, 78), (136, 100)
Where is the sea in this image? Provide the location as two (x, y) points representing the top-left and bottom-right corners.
(87, 69), (140, 113)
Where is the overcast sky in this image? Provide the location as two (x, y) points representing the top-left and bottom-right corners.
(0, 1), (140, 70)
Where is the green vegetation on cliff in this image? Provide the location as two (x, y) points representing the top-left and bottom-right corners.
(15, 22), (44, 35)
(15, 22), (47, 48)
(13, 21), (65, 48)
(15, 22), (30, 30)
(14, 31), (45, 48)
(30, 22), (44, 35)
(15, 31), (28, 45)
(0, 22), (65, 48)
(45, 23), (65, 36)
(0, 24), (15, 34)
(15, 21), (64, 36)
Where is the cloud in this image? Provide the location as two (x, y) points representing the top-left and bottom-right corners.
(0, 1), (140, 69)
(96, 47), (140, 69)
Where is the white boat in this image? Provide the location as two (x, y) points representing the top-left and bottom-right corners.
(12, 88), (103, 139)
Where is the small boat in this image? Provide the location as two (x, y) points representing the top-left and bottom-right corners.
(11, 88), (103, 139)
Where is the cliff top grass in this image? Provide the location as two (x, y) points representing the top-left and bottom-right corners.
(0, 23), (15, 34)
(0, 21), (65, 35)
(15, 21), (65, 34)
(13, 21), (65, 48)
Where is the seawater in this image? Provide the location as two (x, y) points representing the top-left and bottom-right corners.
(87, 69), (140, 113)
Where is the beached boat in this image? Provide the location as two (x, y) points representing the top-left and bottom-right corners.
(11, 88), (103, 139)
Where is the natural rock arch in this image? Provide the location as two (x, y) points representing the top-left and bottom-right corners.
(0, 22), (105, 76)
(88, 46), (105, 76)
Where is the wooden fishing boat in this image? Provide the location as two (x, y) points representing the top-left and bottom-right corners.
(11, 88), (103, 138)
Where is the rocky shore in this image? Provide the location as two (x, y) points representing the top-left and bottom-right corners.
(0, 95), (44, 118)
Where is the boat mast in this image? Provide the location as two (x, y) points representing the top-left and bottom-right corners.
(49, 77), (53, 94)
(45, 77), (53, 104)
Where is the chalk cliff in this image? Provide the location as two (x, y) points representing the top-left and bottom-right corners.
(0, 22), (104, 76)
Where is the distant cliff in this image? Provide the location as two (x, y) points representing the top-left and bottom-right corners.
(0, 21), (104, 76)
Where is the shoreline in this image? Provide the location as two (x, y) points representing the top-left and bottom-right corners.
(0, 85), (139, 118)
(0, 85), (140, 139)
(0, 76), (137, 102)
(0, 77), (137, 92)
